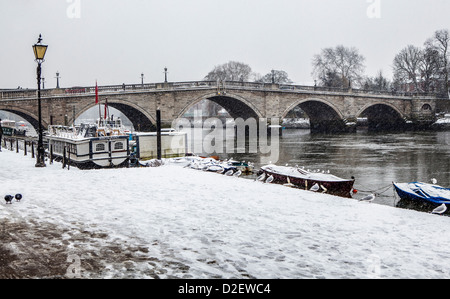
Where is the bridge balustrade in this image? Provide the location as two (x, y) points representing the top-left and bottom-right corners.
(1, 81), (448, 100)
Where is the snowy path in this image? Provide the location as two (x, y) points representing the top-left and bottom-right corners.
(1, 149), (450, 278)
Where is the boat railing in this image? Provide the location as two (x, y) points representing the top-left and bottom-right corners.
(47, 125), (79, 138)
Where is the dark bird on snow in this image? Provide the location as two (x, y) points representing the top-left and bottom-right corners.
(15, 194), (22, 202)
(4, 195), (13, 204)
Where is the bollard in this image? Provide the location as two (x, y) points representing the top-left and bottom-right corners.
(50, 144), (53, 164)
(156, 109), (162, 160)
(24, 141), (27, 156)
(63, 146), (66, 169)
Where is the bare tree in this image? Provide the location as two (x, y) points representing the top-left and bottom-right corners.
(392, 45), (423, 92)
(256, 70), (293, 84)
(204, 61), (253, 82)
(363, 70), (391, 91)
(420, 45), (442, 92)
(425, 29), (449, 96)
(312, 45), (366, 88)
(317, 70), (342, 88)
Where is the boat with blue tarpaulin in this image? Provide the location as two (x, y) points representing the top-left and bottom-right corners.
(393, 182), (450, 212)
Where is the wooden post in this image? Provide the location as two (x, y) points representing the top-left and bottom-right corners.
(156, 109), (162, 160)
(63, 146), (66, 169)
(50, 144), (53, 164)
(24, 141), (27, 156)
(16, 139), (19, 153)
(31, 142), (35, 158)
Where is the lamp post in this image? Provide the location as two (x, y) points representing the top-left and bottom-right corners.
(55, 71), (60, 89)
(32, 34), (48, 167)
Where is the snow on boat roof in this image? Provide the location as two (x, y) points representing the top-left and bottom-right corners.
(261, 164), (351, 182)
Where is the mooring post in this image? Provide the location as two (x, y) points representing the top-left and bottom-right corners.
(156, 108), (162, 160)
(50, 144), (53, 164)
(63, 146), (66, 169)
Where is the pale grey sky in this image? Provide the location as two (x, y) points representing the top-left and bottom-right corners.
(1, 0), (450, 89)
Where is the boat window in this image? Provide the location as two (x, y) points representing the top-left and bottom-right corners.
(114, 142), (123, 150)
(96, 143), (106, 152)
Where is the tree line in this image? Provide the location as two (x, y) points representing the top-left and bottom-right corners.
(203, 28), (449, 97)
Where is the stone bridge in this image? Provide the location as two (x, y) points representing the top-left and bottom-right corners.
(0, 81), (447, 133)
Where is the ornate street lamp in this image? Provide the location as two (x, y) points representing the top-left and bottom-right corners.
(32, 34), (48, 167)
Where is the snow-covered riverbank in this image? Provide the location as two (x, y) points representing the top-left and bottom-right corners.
(1, 149), (450, 279)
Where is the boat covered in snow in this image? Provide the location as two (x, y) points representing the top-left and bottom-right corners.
(393, 182), (450, 210)
(227, 159), (254, 174)
(45, 117), (130, 169)
(258, 164), (355, 198)
(169, 155), (246, 176)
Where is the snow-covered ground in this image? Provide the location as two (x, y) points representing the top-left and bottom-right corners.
(1, 149), (450, 279)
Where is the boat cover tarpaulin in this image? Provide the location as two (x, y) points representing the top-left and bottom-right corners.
(393, 182), (450, 204)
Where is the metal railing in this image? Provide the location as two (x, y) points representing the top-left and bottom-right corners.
(1, 80), (448, 100)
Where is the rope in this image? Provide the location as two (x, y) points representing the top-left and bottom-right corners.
(357, 184), (393, 197)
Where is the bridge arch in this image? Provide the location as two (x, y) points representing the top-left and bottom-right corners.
(74, 100), (156, 132)
(282, 98), (348, 133)
(356, 102), (406, 131)
(177, 92), (263, 120)
(0, 107), (42, 133)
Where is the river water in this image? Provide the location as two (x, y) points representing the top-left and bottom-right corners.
(186, 128), (450, 207)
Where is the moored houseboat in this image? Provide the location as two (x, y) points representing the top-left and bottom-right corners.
(45, 117), (130, 169)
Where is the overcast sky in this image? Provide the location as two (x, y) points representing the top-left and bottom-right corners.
(1, 0), (450, 89)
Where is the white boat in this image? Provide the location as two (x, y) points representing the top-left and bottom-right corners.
(1, 119), (16, 136)
(432, 114), (450, 130)
(45, 117), (130, 169)
(0, 119), (29, 136)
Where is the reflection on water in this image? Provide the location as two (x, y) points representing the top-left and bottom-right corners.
(277, 130), (450, 207)
(187, 127), (450, 207)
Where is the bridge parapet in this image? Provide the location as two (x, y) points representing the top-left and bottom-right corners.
(1, 81), (447, 100)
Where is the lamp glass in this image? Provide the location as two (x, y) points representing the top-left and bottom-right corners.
(33, 44), (48, 61)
